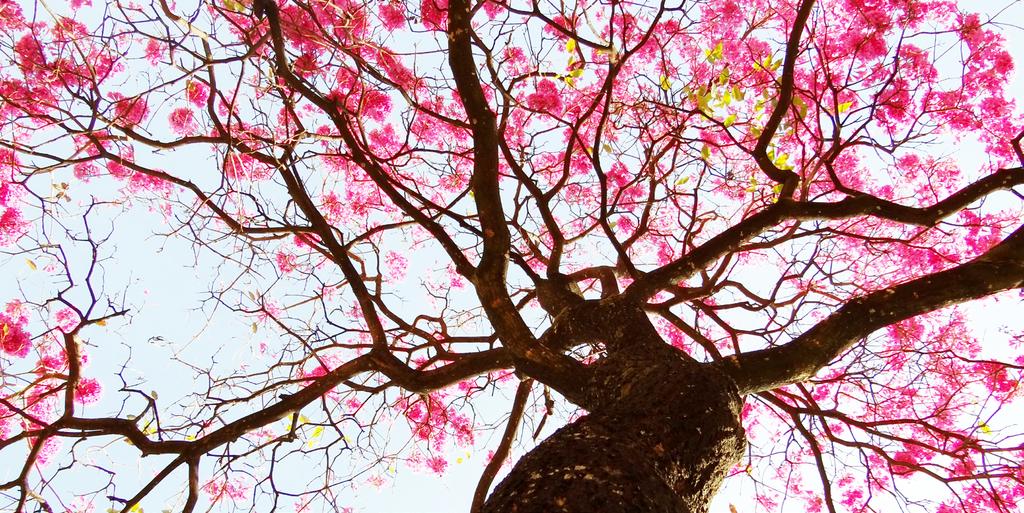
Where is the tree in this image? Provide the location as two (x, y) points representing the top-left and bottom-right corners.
(1, 0), (1022, 511)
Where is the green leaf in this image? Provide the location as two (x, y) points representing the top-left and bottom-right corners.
(675, 176), (690, 186)
(732, 85), (745, 102)
(701, 144), (711, 161)
(723, 114), (737, 127)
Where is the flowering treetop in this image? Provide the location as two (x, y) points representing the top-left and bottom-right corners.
(1, 0), (1023, 512)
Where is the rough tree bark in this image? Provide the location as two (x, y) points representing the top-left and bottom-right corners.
(480, 303), (746, 513)
(481, 353), (745, 513)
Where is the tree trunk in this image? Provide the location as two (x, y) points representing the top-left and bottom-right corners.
(481, 344), (746, 513)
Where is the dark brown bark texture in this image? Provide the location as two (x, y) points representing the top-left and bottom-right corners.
(481, 341), (746, 513)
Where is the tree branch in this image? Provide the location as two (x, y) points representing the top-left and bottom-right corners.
(718, 223), (1024, 394)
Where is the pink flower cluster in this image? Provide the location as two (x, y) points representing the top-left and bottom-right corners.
(526, 80), (563, 113)
(202, 476), (251, 503)
(0, 150), (26, 245)
(1, 312), (30, 358)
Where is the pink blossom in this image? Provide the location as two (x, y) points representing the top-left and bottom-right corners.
(425, 455), (448, 474)
(74, 377), (102, 404)
(420, 0), (448, 30)
(109, 93), (149, 127)
(0, 208), (26, 245)
(32, 436), (62, 466)
(321, 192), (344, 223)
(144, 38), (163, 65)
(186, 81), (208, 107)
(526, 80), (563, 113)
(14, 34), (46, 75)
(168, 107), (196, 135)
(360, 90), (391, 122)
(379, 2), (405, 30)
(36, 350), (68, 373)
(1, 313), (31, 357)
(276, 251), (298, 273)
(54, 308), (79, 333)
(0, 0), (25, 31)
(385, 251), (408, 280)
(202, 477), (251, 503)
(224, 152), (272, 181)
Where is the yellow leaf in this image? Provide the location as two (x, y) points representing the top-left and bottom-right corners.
(980, 423), (992, 434)
(96, 318), (108, 326)
(721, 88), (733, 106)
(26, 259), (37, 270)
(774, 152), (790, 170)
(251, 322), (258, 333)
(659, 75), (671, 91)
(565, 38), (576, 54)
(701, 144), (710, 161)
(724, 114), (737, 127)
(838, 101), (853, 113)
(675, 176), (689, 186)
(705, 41), (724, 62)
(746, 176), (759, 192)
(223, 0), (246, 12)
